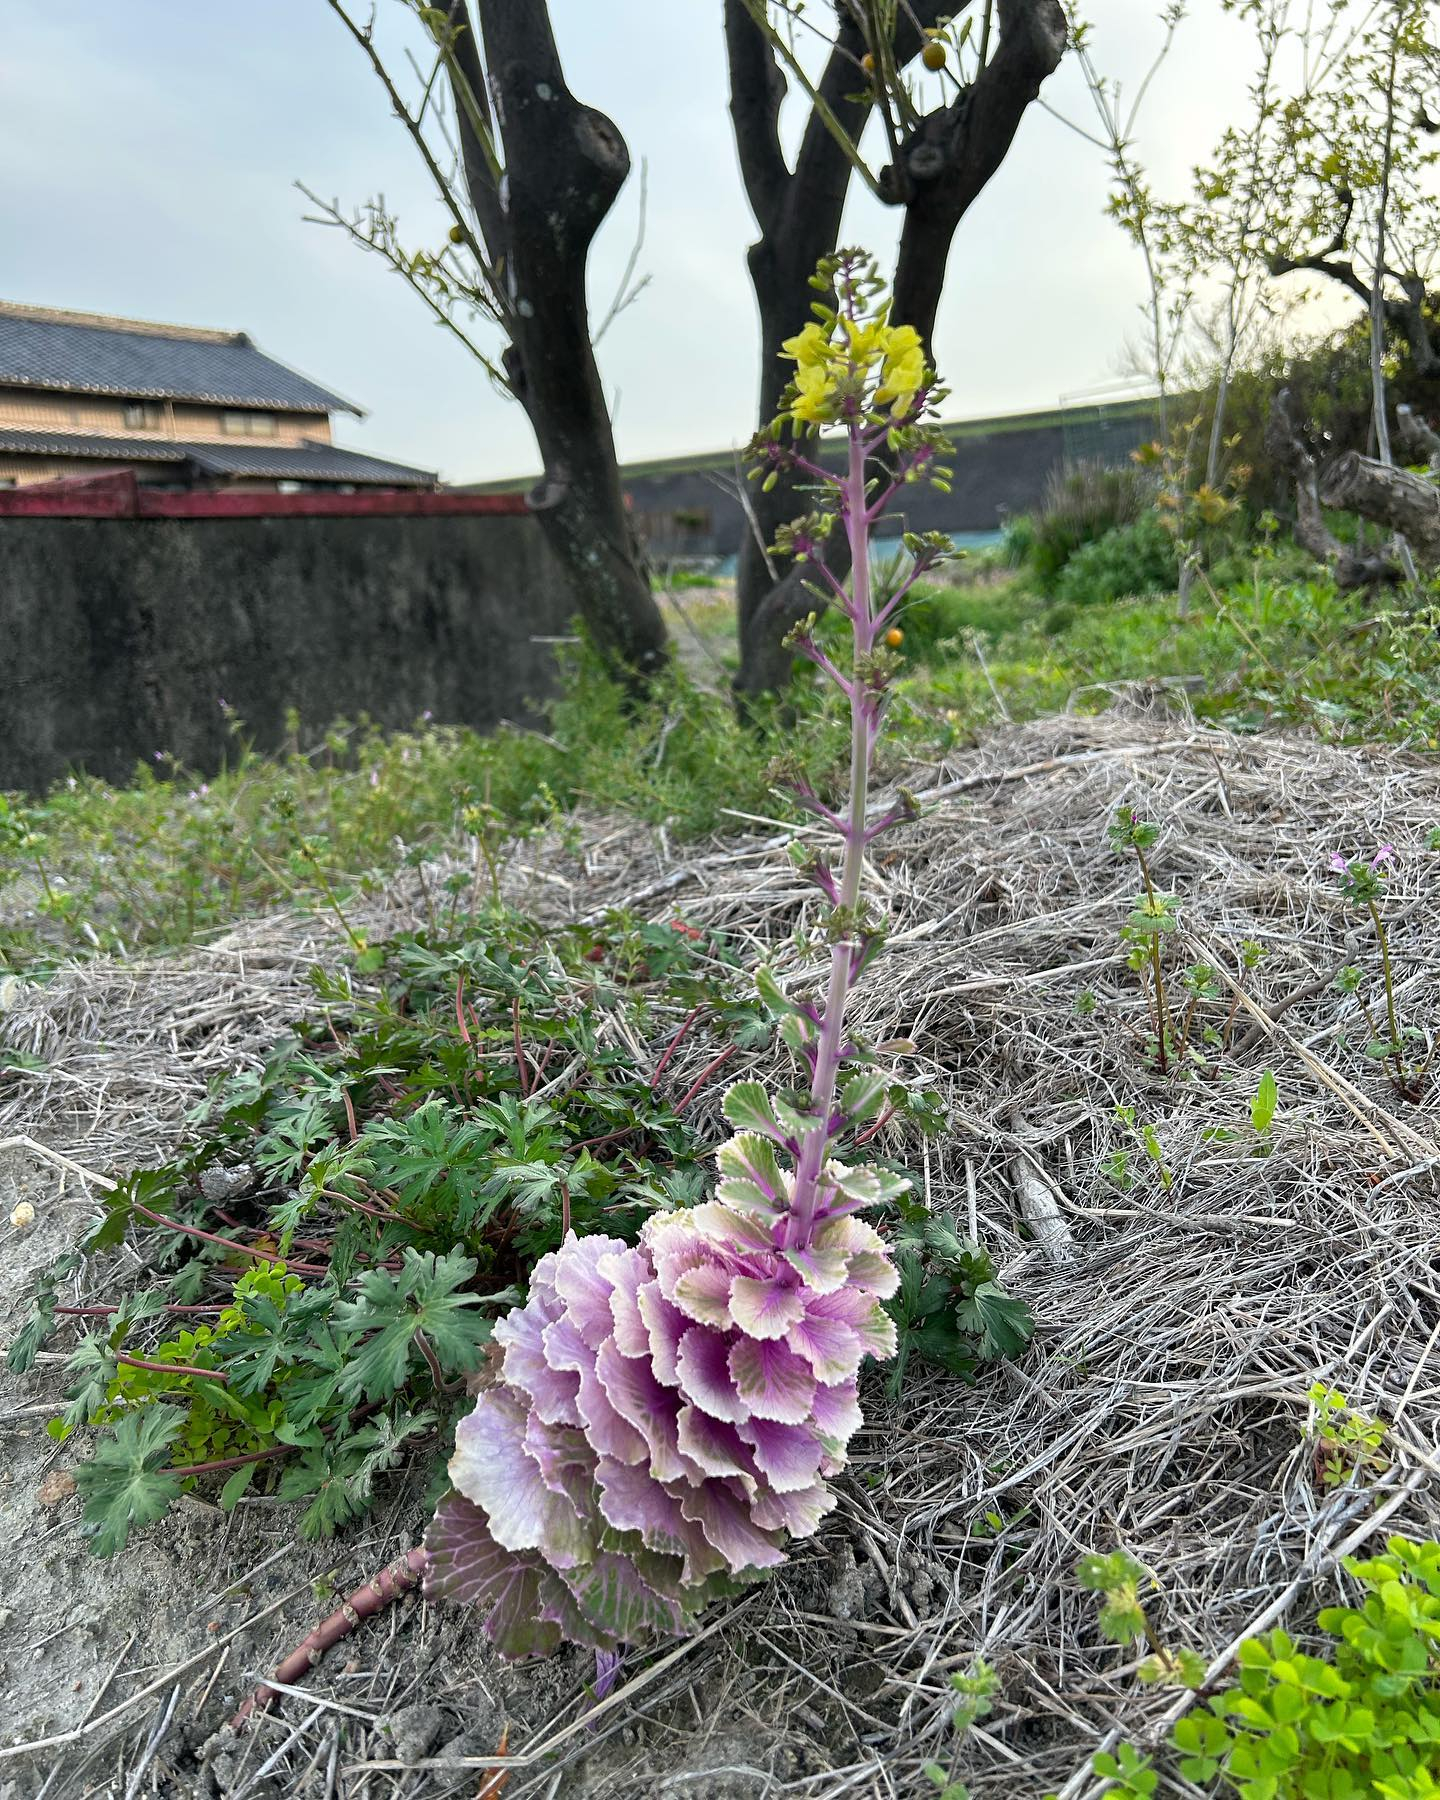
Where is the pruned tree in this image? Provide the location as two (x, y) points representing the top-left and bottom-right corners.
(316, 0), (667, 686)
(725, 0), (1067, 699)
(1265, 0), (1440, 385)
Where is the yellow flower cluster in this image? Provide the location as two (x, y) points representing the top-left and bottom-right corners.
(780, 314), (925, 424)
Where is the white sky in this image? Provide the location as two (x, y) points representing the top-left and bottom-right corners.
(0, 1), (1357, 484)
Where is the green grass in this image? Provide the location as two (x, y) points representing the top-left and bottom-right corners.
(902, 568), (1440, 749)
(4, 566), (1437, 981)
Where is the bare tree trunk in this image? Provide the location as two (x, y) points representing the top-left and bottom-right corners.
(1265, 389), (1406, 587)
(1320, 453), (1440, 564)
(443, 2), (667, 684)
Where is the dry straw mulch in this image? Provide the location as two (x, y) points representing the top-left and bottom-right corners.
(2, 704), (1438, 1800)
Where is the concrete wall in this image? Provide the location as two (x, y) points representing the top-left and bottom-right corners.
(0, 511), (574, 792)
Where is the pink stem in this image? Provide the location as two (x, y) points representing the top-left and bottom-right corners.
(651, 1005), (705, 1091)
(787, 420), (875, 1249)
(231, 1548), (429, 1727)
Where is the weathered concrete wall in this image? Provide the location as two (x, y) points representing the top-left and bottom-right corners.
(0, 512), (575, 792)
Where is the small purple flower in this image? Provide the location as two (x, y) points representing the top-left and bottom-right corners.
(1328, 851), (1350, 874)
(1370, 844), (1397, 870)
(422, 709), (434, 722)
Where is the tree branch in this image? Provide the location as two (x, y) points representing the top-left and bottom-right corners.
(891, 0), (1067, 345)
(1265, 388), (1405, 587)
(724, 0), (790, 235)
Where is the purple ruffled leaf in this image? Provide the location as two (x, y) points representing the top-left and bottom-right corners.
(780, 1243), (851, 1295)
(690, 1201), (779, 1255)
(739, 1416), (825, 1492)
(677, 1405), (755, 1479)
(786, 1308), (864, 1383)
(593, 1456), (727, 1583)
(675, 1324), (747, 1423)
(562, 1551), (687, 1643)
(599, 1247), (651, 1359)
(552, 1231), (628, 1349)
(450, 1387), (594, 1569)
(423, 1492), (562, 1658)
(752, 1480), (836, 1538)
(496, 1301), (581, 1426)
(637, 1279), (688, 1385)
(671, 1260), (738, 1330)
(728, 1271), (807, 1340)
(728, 1336), (817, 1424)
(595, 1336), (697, 1484)
(679, 1478), (787, 1574)
(546, 1313), (649, 1466)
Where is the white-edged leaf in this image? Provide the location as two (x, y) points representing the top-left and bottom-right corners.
(829, 1162), (910, 1204)
(722, 1081), (781, 1139)
(839, 1070), (888, 1121)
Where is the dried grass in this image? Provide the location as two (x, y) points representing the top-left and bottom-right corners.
(3, 703), (1439, 1799)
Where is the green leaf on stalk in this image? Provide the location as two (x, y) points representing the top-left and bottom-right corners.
(75, 1403), (186, 1556)
(1251, 1069), (1278, 1135)
(721, 1081), (781, 1138)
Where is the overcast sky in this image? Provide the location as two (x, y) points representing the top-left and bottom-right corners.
(1, 2), (1337, 483)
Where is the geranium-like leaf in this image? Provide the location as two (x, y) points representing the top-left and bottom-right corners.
(76, 1403), (185, 1557)
(954, 1283), (1035, 1360)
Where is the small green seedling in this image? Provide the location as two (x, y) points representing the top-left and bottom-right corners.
(1307, 1382), (1389, 1488)
(922, 1660), (998, 1799)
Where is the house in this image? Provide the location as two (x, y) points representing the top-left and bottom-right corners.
(0, 301), (436, 491)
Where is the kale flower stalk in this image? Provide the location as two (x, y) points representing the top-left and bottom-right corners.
(759, 257), (955, 1245)
(236, 256), (956, 1722)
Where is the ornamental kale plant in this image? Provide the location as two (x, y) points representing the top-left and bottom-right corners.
(420, 252), (959, 1663)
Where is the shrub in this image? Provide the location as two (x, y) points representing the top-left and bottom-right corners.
(1030, 459), (1157, 593)
(1053, 513), (1179, 608)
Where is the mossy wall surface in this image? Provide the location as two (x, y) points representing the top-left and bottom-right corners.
(0, 512), (572, 791)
